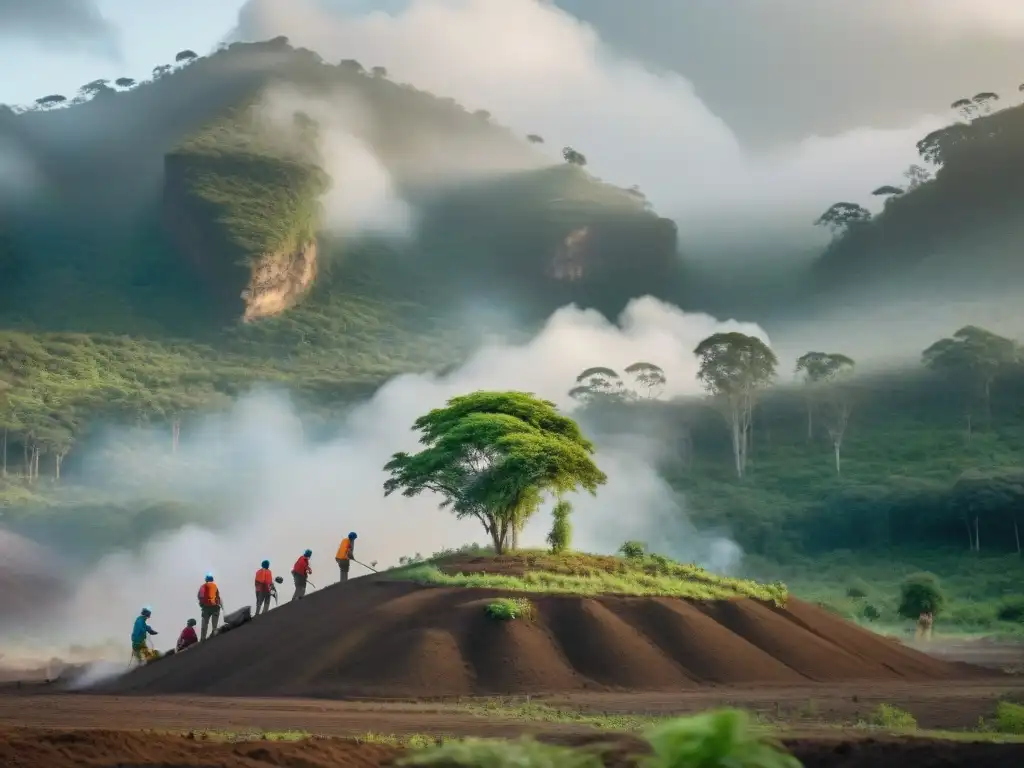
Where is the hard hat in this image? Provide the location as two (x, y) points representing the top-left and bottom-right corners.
(205, 572), (214, 582)
(348, 531), (357, 539)
(261, 559), (270, 568)
(187, 618), (197, 626)
(141, 606), (152, 617)
(304, 549), (312, 557)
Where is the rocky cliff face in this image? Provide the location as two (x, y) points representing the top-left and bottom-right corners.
(162, 144), (325, 322)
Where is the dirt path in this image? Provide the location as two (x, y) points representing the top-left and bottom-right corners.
(1, 679), (1023, 734)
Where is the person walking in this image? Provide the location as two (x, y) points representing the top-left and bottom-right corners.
(335, 532), (357, 582)
(291, 549), (312, 601)
(254, 559), (276, 616)
(197, 572), (223, 640)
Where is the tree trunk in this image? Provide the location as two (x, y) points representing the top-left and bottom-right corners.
(172, 420), (181, 454)
(731, 409), (743, 479)
(55, 451), (65, 481)
(23, 441), (29, 479)
(1, 428), (6, 477)
(974, 515), (980, 552)
(806, 402), (813, 440)
(33, 446), (40, 482)
(488, 521), (503, 555)
(1015, 517), (1021, 556)
(833, 439), (842, 476)
(964, 518), (973, 551)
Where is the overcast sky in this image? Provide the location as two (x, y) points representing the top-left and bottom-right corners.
(4, 0), (1024, 249)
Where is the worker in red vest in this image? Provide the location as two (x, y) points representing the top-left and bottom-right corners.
(254, 559), (275, 615)
(196, 572), (223, 640)
(291, 549), (312, 601)
(335, 532), (358, 582)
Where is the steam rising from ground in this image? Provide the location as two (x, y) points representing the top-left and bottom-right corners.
(254, 84), (416, 239)
(5, 298), (760, 657)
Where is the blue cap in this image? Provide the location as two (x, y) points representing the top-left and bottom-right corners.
(205, 572), (214, 581)
(261, 559), (270, 568)
(141, 606), (152, 616)
(304, 549), (312, 557)
(348, 531), (357, 539)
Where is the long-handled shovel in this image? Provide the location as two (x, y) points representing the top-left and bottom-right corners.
(351, 557), (378, 573)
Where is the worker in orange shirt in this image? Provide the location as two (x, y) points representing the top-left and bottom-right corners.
(335, 532), (358, 582)
(254, 559), (276, 616)
(197, 572), (223, 640)
(291, 549), (312, 601)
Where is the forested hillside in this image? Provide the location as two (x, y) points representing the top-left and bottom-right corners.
(812, 88), (1024, 287)
(0, 37), (681, 499)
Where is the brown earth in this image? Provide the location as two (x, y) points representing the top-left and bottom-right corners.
(1, 726), (1023, 768)
(94, 576), (982, 699)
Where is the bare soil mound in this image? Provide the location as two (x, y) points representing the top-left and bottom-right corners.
(96, 574), (982, 698)
(1, 728), (1022, 768)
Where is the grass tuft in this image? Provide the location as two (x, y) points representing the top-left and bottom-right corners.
(484, 597), (533, 621)
(867, 704), (918, 731)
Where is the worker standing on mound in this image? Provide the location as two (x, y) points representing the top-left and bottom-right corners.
(254, 559), (275, 615)
(291, 549), (312, 601)
(335, 532), (357, 582)
(176, 618), (198, 652)
(131, 607), (159, 664)
(197, 572), (223, 640)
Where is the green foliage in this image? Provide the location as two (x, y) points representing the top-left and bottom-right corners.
(897, 572), (946, 619)
(996, 597), (1024, 623)
(383, 391), (606, 554)
(546, 499), (572, 554)
(643, 709), (800, 768)
(845, 578), (870, 599)
(868, 704), (917, 730)
(618, 540), (647, 560)
(991, 701), (1024, 734)
(483, 597), (533, 621)
(400, 736), (602, 768)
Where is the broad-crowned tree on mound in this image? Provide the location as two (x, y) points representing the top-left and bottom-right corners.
(922, 326), (1019, 439)
(694, 333), (777, 479)
(562, 146), (587, 167)
(383, 390), (606, 554)
(972, 91), (1000, 116)
(796, 352), (856, 475)
(903, 164), (932, 190)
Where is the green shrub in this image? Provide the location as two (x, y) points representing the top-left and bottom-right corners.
(868, 704), (917, 730)
(484, 597), (533, 621)
(546, 500), (573, 554)
(845, 578), (871, 599)
(400, 736), (602, 768)
(644, 709), (800, 768)
(997, 597), (1024, 623)
(992, 701), (1024, 734)
(897, 572), (946, 620)
(619, 540), (647, 560)
(947, 603), (996, 628)
(860, 603), (881, 622)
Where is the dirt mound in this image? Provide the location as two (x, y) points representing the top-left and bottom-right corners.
(1, 728), (1022, 768)
(94, 574), (983, 698)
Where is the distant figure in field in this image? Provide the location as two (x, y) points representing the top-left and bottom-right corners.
(292, 549), (313, 601)
(335, 532), (357, 582)
(916, 611), (934, 642)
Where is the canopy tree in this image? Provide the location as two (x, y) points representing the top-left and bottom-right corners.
(562, 146), (587, 167)
(383, 391), (606, 554)
(813, 202), (870, 234)
(694, 333), (778, 479)
(625, 362), (666, 399)
(795, 352), (857, 475)
(569, 366), (626, 404)
(922, 326), (1018, 438)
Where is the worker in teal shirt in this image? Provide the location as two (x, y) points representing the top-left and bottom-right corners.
(131, 607), (159, 664)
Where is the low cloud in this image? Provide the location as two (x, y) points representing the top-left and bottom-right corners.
(0, 0), (118, 57)
(232, 0), (944, 249)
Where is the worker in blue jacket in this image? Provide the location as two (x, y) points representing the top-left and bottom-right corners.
(131, 606), (159, 664)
